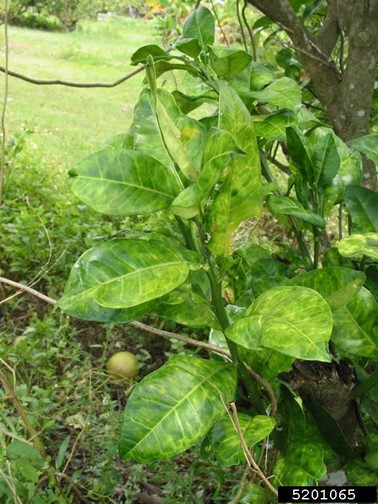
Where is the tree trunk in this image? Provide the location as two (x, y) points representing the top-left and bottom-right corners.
(246, 0), (378, 189)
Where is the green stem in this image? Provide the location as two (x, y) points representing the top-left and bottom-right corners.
(313, 227), (320, 269)
(194, 219), (264, 412)
(260, 153), (312, 265)
(175, 216), (197, 251)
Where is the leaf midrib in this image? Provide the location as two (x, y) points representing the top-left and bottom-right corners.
(127, 363), (228, 456)
(73, 175), (176, 199)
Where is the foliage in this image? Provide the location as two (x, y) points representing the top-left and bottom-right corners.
(5, 0), (126, 31)
(59, 6), (378, 500)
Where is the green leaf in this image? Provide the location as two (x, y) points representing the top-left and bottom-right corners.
(182, 6), (215, 50)
(240, 347), (294, 381)
(253, 111), (289, 142)
(155, 287), (217, 329)
(209, 47), (252, 79)
(226, 286), (332, 361)
(126, 89), (172, 168)
(350, 134), (378, 165)
(332, 287), (378, 360)
(131, 45), (172, 65)
(59, 239), (200, 311)
(212, 414), (276, 466)
(267, 195), (325, 228)
(172, 90), (216, 115)
(290, 267), (366, 309)
(323, 139), (362, 212)
(171, 129), (242, 218)
(69, 149), (179, 216)
(208, 82), (262, 256)
(175, 37), (202, 58)
(274, 443), (326, 485)
(286, 126), (313, 180)
(339, 233), (378, 261)
(119, 356), (237, 462)
(345, 186), (378, 233)
(55, 436), (71, 470)
(303, 396), (356, 461)
(7, 441), (44, 467)
(155, 89), (207, 182)
(274, 391), (327, 485)
(308, 129), (340, 186)
(346, 460), (378, 486)
(248, 77), (301, 110)
(249, 62), (275, 91)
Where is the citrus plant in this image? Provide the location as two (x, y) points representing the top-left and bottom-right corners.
(59, 7), (378, 498)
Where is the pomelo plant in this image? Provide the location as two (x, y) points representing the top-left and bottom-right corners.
(59, 7), (378, 498)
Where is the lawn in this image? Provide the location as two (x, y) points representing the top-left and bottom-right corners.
(2, 17), (158, 167)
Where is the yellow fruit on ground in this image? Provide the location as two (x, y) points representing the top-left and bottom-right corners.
(106, 351), (138, 381)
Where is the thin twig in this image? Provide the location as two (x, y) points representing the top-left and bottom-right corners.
(236, 0), (248, 52)
(228, 464), (250, 504)
(242, 0), (257, 61)
(56, 473), (92, 504)
(0, 276), (280, 414)
(0, 65), (145, 88)
(0, 277), (231, 358)
(245, 366), (277, 416)
(0, 276), (57, 305)
(265, 153), (291, 175)
(0, 426), (34, 445)
(0, 0), (9, 205)
(210, 0), (229, 47)
(131, 321), (231, 358)
(230, 403), (278, 496)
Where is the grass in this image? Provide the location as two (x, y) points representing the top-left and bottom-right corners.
(2, 17), (158, 167)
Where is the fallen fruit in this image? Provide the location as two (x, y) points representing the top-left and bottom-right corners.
(106, 351), (138, 380)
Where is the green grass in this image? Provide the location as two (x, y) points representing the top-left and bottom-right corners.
(1, 17), (158, 167)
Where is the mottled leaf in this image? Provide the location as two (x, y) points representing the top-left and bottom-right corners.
(339, 233), (378, 261)
(345, 186), (378, 233)
(171, 129), (241, 218)
(69, 149), (179, 216)
(332, 287), (378, 360)
(208, 82), (262, 256)
(212, 414), (276, 466)
(59, 239), (200, 311)
(156, 90), (207, 182)
(226, 286), (332, 361)
(290, 267), (366, 309)
(274, 391), (327, 486)
(248, 77), (301, 110)
(119, 356), (237, 462)
(126, 89), (172, 168)
(253, 112), (289, 142)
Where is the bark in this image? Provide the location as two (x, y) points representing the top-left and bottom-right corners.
(247, 0), (378, 189)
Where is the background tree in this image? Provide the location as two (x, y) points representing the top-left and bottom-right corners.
(246, 0), (378, 188)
